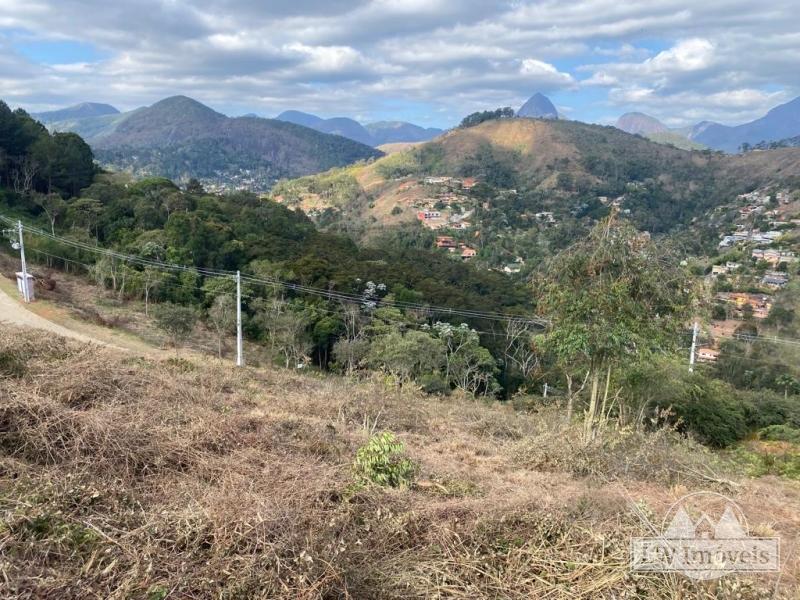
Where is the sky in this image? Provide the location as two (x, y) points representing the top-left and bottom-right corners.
(0, 0), (798, 129)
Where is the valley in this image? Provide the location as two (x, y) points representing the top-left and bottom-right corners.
(4, 86), (800, 598)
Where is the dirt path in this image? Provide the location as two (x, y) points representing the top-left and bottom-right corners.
(0, 285), (107, 345)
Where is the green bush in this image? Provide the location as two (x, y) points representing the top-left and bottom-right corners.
(628, 362), (750, 447)
(662, 382), (748, 447)
(743, 391), (800, 429)
(759, 424), (800, 443)
(353, 432), (417, 488)
(419, 371), (449, 395)
(0, 349), (26, 378)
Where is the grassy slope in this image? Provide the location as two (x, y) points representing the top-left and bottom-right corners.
(2, 326), (799, 598)
(646, 131), (708, 151)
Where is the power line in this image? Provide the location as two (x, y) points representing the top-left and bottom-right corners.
(716, 333), (800, 349)
(18, 240), (540, 340)
(5, 214), (547, 327)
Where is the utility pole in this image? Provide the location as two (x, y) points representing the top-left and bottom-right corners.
(543, 382), (548, 399)
(18, 220), (30, 303)
(236, 270), (243, 367)
(688, 321), (698, 372)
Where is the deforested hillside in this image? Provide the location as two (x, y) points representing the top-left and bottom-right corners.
(2, 326), (799, 598)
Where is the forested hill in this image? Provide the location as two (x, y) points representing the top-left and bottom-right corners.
(0, 106), (528, 392)
(273, 116), (800, 243)
(41, 96), (383, 189)
(0, 100), (95, 197)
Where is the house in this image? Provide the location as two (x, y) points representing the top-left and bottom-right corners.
(761, 271), (789, 289)
(460, 246), (477, 260)
(534, 211), (556, 224)
(752, 248), (797, 266)
(417, 210), (441, 220)
(461, 177), (478, 190)
(423, 176), (453, 185)
(715, 292), (773, 319)
(711, 265), (728, 276)
(435, 236), (456, 249)
(739, 205), (764, 217)
(697, 348), (720, 363)
(711, 262), (741, 277)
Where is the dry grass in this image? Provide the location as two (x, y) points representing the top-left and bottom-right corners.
(1, 326), (799, 599)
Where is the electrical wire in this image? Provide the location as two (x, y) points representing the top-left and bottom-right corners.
(4, 214), (547, 326)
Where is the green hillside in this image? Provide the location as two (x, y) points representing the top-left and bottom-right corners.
(46, 96), (383, 189)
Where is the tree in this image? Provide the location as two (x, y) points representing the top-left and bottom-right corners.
(367, 329), (444, 384)
(253, 298), (311, 368)
(153, 303), (197, 355)
(535, 214), (694, 441)
(776, 374), (800, 400)
(502, 318), (540, 383)
(432, 322), (498, 395)
(459, 107), (515, 128)
(208, 294), (236, 358)
(31, 192), (67, 235)
(68, 197), (104, 239)
(185, 178), (205, 195)
(141, 267), (162, 316)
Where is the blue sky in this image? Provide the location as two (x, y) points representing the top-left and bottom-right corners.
(1, 1), (798, 128)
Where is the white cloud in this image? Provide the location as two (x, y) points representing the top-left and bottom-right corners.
(0, 0), (797, 126)
(646, 38), (715, 73)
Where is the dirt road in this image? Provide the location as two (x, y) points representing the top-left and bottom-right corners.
(0, 286), (111, 346)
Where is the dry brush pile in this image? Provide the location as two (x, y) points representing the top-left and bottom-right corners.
(0, 326), (797, 599)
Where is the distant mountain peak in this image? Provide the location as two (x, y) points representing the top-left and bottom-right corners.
(615, 112), (668, 135)
(517, 93), (558, 119)
(278, 110), (442, 146)
(33, 101), (120, 123)
(149, 95), (223, 116)
(277, 110), (325, 128)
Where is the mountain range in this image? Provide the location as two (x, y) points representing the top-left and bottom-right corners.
(36, 96), (382, 188)
(615, 96), (800, 152)
(275, 110), (443, 147)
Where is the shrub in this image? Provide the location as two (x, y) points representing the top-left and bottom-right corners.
(353, 432), (417, 488)
(664, 382), (749, 447)
(419, 371), (449, 395)
(152, 302), (197, 353)
(0, 349), (26, 378)
(759, 424), (800, 443)
(627, 362), (750, 447)
(744, 391), (800, 429)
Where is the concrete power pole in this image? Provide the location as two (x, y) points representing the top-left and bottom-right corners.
(236, 270), (243, 367)
(688, 321), (699, 372)
(17, 220), (30, 303)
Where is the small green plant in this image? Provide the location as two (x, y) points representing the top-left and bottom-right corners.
(146, 586), (169, 600)
(0, 349), (26, 378)
(353, 432), (417, 488)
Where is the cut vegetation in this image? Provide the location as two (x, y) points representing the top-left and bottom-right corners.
(2, 326), (799, 598)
